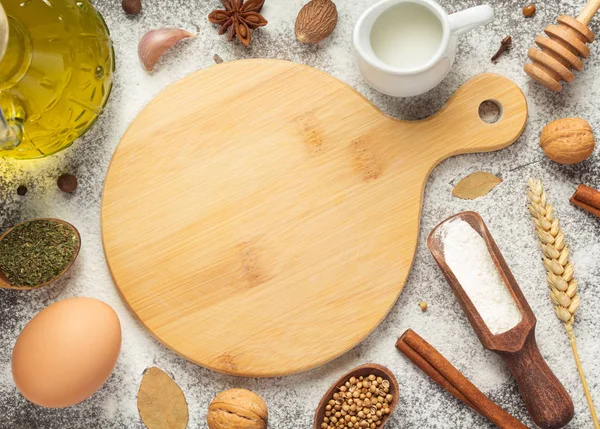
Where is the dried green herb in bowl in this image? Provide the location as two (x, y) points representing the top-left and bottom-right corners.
(0, 219), (80, 289)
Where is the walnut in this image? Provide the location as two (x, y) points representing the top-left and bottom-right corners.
(540, 118), (595, 164)
(207, 389), (268, 429)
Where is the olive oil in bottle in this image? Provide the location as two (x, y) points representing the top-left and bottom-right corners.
(0, 0), (114, 159)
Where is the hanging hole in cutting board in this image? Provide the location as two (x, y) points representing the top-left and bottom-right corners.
(478, 100), (503, 124)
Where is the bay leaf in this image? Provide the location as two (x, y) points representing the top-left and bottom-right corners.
(138, 367), (188, 429)
(452, 171), (502, 200)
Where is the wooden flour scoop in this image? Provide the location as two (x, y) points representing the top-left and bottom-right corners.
(524, 0), (600, 91)
(428, 212), (574, 429)
(102, 60), (528, 377)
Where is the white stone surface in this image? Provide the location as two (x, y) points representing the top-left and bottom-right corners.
(1, 0), (599, 427)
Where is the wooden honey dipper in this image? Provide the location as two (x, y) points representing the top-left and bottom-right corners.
(524, 0), (600, 91)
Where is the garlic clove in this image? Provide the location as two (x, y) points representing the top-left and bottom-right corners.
(138, 28), (195, 72)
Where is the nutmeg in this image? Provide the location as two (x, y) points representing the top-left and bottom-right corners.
(295, 0), (338, 45)
(207, 388), (268, 429)
(540, 118), (595, 164)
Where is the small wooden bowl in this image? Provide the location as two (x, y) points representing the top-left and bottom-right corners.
(314, 364), (399, 429)
(0, 218), (81, 290)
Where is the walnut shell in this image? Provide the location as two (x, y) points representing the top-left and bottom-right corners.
(295, 0), (338, 45)
(207, 389), (268, 429)
(540, 118), (595, 164)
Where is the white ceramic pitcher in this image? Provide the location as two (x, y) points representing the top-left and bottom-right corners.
(353, 0), (494, 97)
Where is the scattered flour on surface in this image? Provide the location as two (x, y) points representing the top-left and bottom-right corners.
(572, 243), (600, 274)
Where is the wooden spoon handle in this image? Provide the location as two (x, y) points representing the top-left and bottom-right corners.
(578, 0), (600, 26)
(419, 73), (528, 164)
(501, 332), (574, 429)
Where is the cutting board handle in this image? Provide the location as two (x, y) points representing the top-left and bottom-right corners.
(424, 73), (528, 162)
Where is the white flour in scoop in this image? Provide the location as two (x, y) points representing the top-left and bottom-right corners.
(437, 218), (522, 335)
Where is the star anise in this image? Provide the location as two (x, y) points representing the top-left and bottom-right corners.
(208, 0), (268, 47)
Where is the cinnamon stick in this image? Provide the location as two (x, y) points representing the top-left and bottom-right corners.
(571, 184), (600, 218)
(396, 329), (528, 429)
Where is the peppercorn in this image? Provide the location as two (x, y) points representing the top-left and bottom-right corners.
(122, 0), (141, 15)
(57, 173), (78, 193)
(16, 185), (27, 196)
(522, 4), (536, 17)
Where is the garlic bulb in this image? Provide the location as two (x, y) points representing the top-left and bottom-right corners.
(138, 28), (194, 72)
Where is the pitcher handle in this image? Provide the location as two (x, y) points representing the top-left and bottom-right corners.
(448, 5), (494, 37)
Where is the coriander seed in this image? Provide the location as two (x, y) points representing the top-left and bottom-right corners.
(320, 373), (394, 429)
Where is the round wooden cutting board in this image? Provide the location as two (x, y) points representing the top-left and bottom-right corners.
(102, 59), (527, 377)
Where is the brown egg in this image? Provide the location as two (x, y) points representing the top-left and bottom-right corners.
(12, 297), (121, 408)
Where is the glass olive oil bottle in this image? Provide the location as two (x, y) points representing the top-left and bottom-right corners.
(0, 0), (114, 160)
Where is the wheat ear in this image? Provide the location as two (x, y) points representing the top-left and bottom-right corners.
(527, 178), (599, 429)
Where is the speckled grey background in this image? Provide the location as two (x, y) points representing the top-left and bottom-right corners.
(1, 0), (599, 427)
